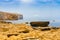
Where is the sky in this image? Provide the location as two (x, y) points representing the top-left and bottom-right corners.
(0, 0), (60, 21)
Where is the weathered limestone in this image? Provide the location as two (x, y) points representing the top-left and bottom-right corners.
(0, 11), (23, 20)
(30, 21), (49, 27)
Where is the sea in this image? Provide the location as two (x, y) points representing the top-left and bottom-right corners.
(5, 19), (60, 27)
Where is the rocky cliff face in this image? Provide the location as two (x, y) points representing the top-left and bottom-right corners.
(0, 11), (23, 20)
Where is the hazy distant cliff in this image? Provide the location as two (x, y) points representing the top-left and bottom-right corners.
(0, 11), (23, 20)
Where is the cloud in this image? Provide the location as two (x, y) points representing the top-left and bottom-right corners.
(0, 0), (19, 4)
(19, 0), (55, 5)
(18, 0), (60, 6)
(20, 0), (35, 3)
(20, 0), (54, 3)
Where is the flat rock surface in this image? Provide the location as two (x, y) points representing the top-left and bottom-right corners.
(0, 23), (59, 40)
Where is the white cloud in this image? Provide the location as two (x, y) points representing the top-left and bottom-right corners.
(0, 0), (18, 4)
(19, 0), (54, 4)
(0, 1), (13, 4)
(20, 0), (34, 3)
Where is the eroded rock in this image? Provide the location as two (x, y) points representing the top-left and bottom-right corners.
(41, 28), (51, 31)
(0, 11), (23, 20)
(30, 21), (49, 27)
(7, 34), (19, 37)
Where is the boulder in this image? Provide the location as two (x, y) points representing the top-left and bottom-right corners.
(30, 21), (49, 27)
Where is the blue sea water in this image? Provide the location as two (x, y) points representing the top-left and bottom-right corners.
(49, 22), (60, 27)
(6, 19), (60, 27)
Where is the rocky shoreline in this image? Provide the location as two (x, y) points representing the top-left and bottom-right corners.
(0, 22), (59, 40)
(0, 11), (23, 20)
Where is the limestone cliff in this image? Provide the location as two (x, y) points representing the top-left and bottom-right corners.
(0, 11), (23, 20)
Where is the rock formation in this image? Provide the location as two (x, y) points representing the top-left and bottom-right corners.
(0, 11), (23, 20)
(30, 21), (49, 27)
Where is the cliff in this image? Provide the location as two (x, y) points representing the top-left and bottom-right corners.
(0, 11), (23, 20)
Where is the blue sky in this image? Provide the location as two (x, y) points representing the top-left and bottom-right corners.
(0, 0), (60, 20)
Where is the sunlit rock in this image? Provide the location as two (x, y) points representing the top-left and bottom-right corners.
(0, 11), (23, 20)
